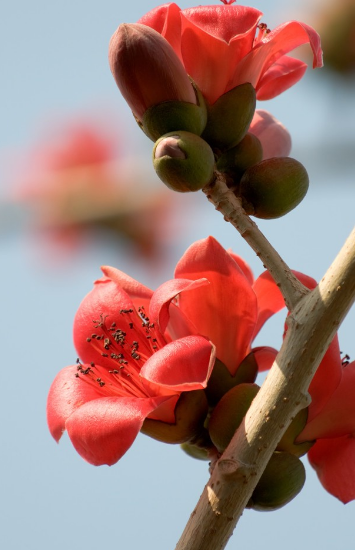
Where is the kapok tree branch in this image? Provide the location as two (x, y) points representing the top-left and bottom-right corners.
(203, 172), (309, 311)
(174, 216), (355, 550)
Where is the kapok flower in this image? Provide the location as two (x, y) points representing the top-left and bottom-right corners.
(47, 236), (284, 466)
(138, 2), (323, 105)
(296, 352), (355, 504)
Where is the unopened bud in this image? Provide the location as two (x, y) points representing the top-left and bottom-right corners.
(239, 157), (309, 219)
(208, 383), (260, 452)
(205, 355), (258, 406)
(247, 452), (306, 511)
(277, 408), (314, 457)
(153, 131), (215, 192)
(202, 83), (256, 150)
(216, 133), (263, 180)
(109, 23), (196, 120)
(249, 110), (292, 159)
(141, 389), (208, 444)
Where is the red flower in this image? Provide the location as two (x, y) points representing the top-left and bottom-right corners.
(47, 237), (282, 465)
(297, 353), (355, 503)
(138, 2), (322, 104)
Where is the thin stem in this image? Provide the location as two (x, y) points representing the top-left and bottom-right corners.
(203, 171), (308, 310)
(175, 226), (355, 550)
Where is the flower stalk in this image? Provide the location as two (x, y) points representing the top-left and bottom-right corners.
(175, 226), (355, 550)
(203, 172), (308, 310)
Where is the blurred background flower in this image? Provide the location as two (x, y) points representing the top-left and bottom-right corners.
(3, 114), (172, 263)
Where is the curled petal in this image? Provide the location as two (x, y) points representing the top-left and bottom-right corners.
(47, 364), (102, 442)
(101, 265), (153, 311)
(141, 335), (215, 391)
(252, 346), (278, 372)
(299, 360), (355, 441)
(66, 396), (167, 466)
(308, 435), (355, 504)
(234, 21), (322, 93)
(252, 270), (316, 338)
(256, 56), (307, 100)
(138, 2), (183, 58)
(175, 236), (257, 375)
(149, 277), (209, 333)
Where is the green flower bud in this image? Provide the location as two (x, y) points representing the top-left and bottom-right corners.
(153, 131), (215, 192)
(239, 157), (309, 219)
(205, 355), (258, 406)
(277, 408), (314, 457)
(180, 442), (210, 461)
(202, 83), (256, 150)
(247, 452), (306, 511)
(216, 133), (263, 180)
(141, 389), (208, 444)
(208, 383), (260, 452)
(142, 83), (208, 141)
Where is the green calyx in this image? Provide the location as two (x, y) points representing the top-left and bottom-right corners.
(247, 451), (306, 511)
(205, 355), (258, 406)
(208, 383), (260, 452)
(141, 389), (208, 444)
(153, 131), (215, 192)
(239, 157), (309, 219)
(141, 82), (208, 141)
(277, 408), (315, 457)
(216, 133), (263, 181)
(202, 83), (256, 150)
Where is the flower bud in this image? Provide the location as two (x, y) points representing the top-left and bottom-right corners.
(239, 157), (309, 219)
(153, 131), (215, 192)
(205, 355), (258, 406)
(180, 442), (210, 461)
(142, 83), (208, 141)
(141, 389), (208, 444)
(208, 383), (260, 452)
(277, 408), (314, 457)
(216, 133), (263, 181)
(202, 83), (256, 150)
(249, 110), (292, 159)
(109, 23), (196, 121)
(247, 452), (306, 511)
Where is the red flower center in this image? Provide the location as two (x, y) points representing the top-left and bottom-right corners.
(75, 306), (167, 398)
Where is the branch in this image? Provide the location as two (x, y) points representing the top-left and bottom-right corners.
(175, 218), (355, 550)
(203, 172), (308, 310)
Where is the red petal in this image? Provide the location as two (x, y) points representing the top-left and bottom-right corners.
(228, 251), (254, 285)
(149, 277), (209, 334)
(47, 364), (102, 442)
(141, 335), (215, 391)
(308, 435), (355, 503)
(73, 276), (138, 368)
(179, 6), (262, 103)
(252, 346), (278, 372)
(138, 3), (183, 58)
(252, 270), (316, 338)
(300, 360), (354, 441)
(256, 56), (307, 100)
(66, 396), (166, 466)
(175, 236), (257, 375)
(101, 265), (153, 311)
(233, 20), (322, 93)
(306, 335), (342, 423)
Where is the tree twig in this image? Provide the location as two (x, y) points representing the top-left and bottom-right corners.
(203, 172), (309, 311)
(174, 210), (355, 550)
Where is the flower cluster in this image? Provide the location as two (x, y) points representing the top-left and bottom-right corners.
(108, 1), (322, 219)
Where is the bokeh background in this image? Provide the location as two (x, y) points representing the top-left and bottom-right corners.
(1, 1), (354, 549)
